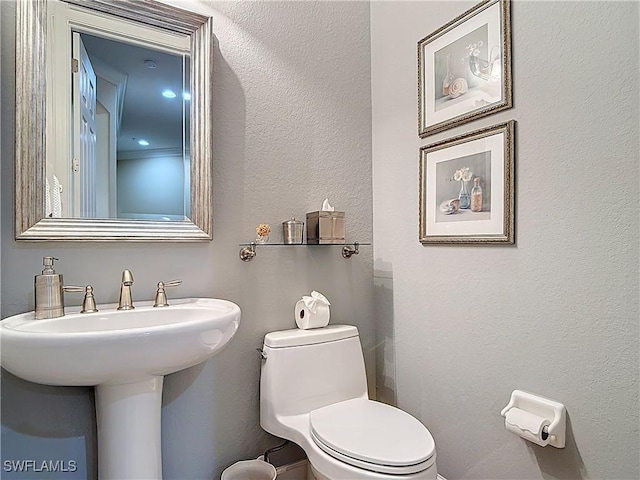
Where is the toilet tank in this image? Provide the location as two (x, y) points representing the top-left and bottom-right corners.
(260, 325), (368, 433)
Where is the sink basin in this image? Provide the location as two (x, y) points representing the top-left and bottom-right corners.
(1, 297), (240, 386)
(0, 297), (240, 479)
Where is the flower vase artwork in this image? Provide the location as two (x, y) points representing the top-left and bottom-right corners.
(454, 167), (472, 209)
(466, 42), (501, 84)
(255, 223), (271, 244)
(471, 177), (483, 212)
(442, 54), (454, 96)
(459, 182), (470, 209)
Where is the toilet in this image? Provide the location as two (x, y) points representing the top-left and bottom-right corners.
(260, 325), (437, 480)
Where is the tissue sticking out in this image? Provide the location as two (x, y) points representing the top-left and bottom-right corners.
(295, 291), (331, 329)
(302, 291), (331, 310)
(322, 198), (334, 212)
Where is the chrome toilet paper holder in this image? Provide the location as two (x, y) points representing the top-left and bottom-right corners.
(501, 390), (566, 448)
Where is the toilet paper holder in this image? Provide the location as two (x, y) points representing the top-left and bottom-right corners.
(501, 390), (566, 448)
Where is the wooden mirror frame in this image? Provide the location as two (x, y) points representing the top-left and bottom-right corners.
(15, 0), (213, 241)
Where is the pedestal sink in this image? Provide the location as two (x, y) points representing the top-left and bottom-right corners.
(0, 298), (241, 479)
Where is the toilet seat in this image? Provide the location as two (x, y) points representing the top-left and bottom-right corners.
(309, 398), (436, 475)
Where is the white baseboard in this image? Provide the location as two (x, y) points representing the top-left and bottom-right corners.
(437, 475), (447, 480)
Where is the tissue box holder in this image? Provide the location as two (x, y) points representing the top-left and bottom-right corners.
(306, 211), (345, 244)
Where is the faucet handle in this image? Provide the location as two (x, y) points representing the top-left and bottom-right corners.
(63, 285), (98, 313)
(81, 285), (98, 313)
(63, 285), (85, 293)
(153, 280), (182, 307)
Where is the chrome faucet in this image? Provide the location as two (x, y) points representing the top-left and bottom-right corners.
(117, 269), (135, 310)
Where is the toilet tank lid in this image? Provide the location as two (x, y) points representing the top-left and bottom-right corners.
(264, 325), (358, 348)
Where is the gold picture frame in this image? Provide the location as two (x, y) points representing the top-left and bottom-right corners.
(419, 121), (515, 244)
(418, 0), (512, 137)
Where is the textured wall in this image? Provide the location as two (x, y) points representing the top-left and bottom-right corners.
(371, 1), (639, 479)
(0, 1), (373, 478)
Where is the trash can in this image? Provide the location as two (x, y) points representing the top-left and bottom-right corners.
(221, 459), (277, 480)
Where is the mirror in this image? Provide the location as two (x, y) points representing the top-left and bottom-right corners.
(54, 31), (191, 220)
(15, 0), (213, 241)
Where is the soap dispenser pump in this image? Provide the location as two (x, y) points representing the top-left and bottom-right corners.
(35, 256), (65, 319)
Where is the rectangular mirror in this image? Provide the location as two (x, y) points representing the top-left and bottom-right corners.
(15, 0), (213, 241)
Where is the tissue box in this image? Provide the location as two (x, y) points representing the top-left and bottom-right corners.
(306, 211), (345, 244)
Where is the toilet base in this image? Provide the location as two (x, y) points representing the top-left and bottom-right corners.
(307, 456), (437, 480)
(308, 464), (445, 480)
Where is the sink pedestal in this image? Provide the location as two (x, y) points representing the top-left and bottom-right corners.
(96, 377), (164, 480)
(1, 298), (241, 480)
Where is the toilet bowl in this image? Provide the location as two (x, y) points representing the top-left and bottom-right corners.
(259, 325), (437, 480)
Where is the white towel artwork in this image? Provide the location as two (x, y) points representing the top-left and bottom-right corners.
(45, 177), (52, 217)
(52, 175), (63, 218)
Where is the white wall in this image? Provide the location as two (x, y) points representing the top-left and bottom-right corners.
(371, 1), (639, 479)
(117, 153), (185, 217)
(0, 1), (373, 478)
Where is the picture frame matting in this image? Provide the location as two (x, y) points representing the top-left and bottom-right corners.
(418, 0), (512, 137)
(419, 120), (515, 244)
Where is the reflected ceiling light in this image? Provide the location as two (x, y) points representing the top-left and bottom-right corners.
(162, 89), (177, 99)
(137, 139), (150, 146)
(143, 59), (159, 69)
(183, 92), (191, 101)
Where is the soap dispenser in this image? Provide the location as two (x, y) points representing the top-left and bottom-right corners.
(35, 256), (64, 319)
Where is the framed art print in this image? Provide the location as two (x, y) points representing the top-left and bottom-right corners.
(419, 120), (515, 244)
(418, 0), (512, 137)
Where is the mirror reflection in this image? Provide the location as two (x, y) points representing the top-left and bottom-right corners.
(48, 23), (191, 220)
